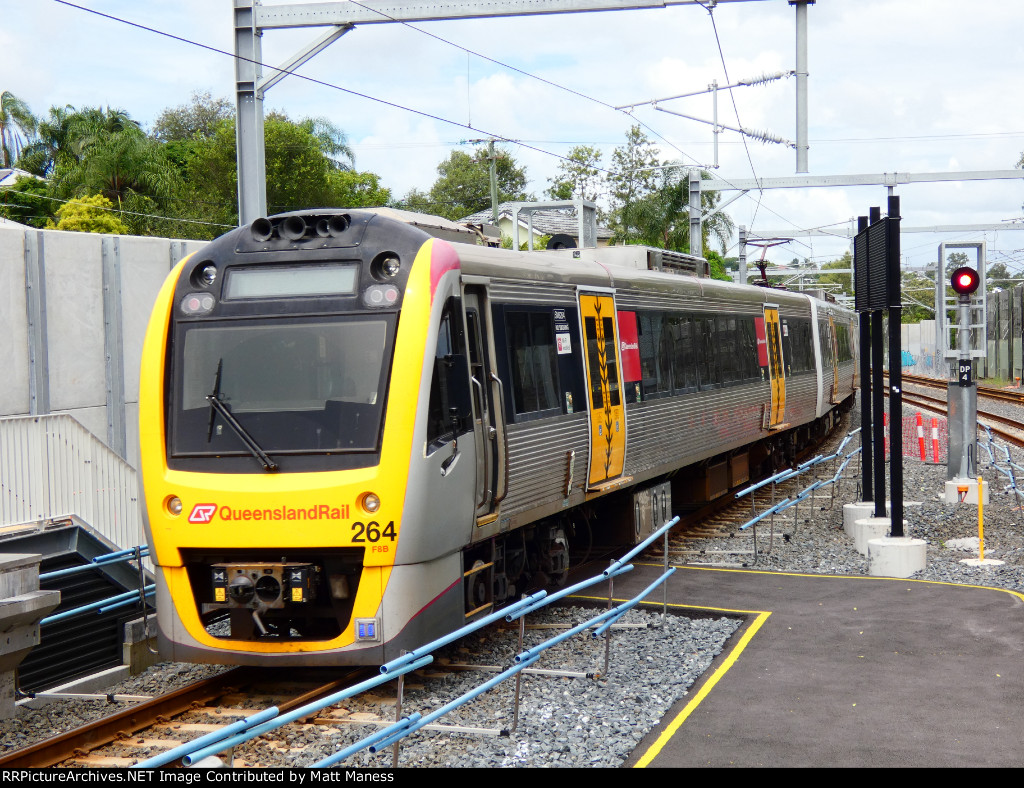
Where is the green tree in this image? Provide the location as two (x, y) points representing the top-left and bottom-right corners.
(46, 194), (128, 234)
(947, 251), (970, 268)
(0, 175), (54, 227)
(16, 104), (77, 177)
(900, 269), (936, 323)
(407, 147), (531, 220)
(607, 125), (661, 224)
(152, 90), (233, 142)
(612, 167), (733, 255)
(0, 91), (36, 168)
(987, 262), (1013, 289)
(185, 115), (386, 227)
(329, 169), (391, 207)
(705, 250), (731, 282)
(56, 125), (178, 211)
(546, 145), (603, 202)
(816, 252), (853, 298)
(298, 116), (354, 171)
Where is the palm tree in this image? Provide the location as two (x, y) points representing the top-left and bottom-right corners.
(613, 167), (734, 255)
(0, 91), (37, 168)
(56, 125), (177, 211)
(18, 104), (75, 176)
(300, 117), (354, 171)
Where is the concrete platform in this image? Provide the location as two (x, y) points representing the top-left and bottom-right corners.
(601, 564), (1024, 768)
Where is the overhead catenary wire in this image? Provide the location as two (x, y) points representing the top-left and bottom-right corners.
(47, 0), (832, 246)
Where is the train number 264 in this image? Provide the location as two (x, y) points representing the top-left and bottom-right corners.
(351, 521), (397, 543)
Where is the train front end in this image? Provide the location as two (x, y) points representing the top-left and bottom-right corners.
(139, 210), (470, 665)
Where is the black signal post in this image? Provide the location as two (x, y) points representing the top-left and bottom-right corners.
(853, 196), (903, 536)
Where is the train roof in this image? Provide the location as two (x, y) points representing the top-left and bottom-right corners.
(448, 239), (843, 314)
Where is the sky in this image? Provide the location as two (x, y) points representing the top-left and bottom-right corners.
(4, 0), (1024, 274)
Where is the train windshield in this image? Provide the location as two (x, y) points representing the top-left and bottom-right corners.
(170, 315), (394, 463)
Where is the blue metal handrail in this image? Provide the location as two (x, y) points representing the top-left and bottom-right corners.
(135, 707), (281, 769)
(179, 656), (434, 767)
(381, 591), (548, 675)
(40, 546), (150, 581)
(41, 585), (155, 625)
(603, 515), (679, 577)
(365, 655), (542, 756)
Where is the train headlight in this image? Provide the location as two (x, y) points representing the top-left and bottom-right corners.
(197, 263), (218, 287)
(371, 252), (401, 280)
(166, 496), (183, 516)
(361, 492), (381, 514)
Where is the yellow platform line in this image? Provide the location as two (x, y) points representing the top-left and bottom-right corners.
(578, 563), (1024, 767)
(633, 608), (771, 768)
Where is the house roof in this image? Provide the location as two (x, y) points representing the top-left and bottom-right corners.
(0, 168), (42, 188)
(458, 202), (614, 240)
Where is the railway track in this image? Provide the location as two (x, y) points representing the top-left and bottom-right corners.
(638, 413), (860, 568)
(0, 667), (369, 768)
(887, 372), (1024, 448)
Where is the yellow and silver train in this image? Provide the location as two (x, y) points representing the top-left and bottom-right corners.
(139, 208), (857, 665)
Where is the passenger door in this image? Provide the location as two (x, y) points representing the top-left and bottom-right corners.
(827, 315), (840, 403)
(463, 285), (507, 523)
(763, 305), (787, 428)
(578, 290), (626, 489)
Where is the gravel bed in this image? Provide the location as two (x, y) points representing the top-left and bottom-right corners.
(5, 387), (1023, 767)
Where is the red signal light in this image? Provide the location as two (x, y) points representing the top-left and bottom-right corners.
(950, 266), (980, 296)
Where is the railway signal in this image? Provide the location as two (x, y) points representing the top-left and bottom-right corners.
(949, 266), (981, 298)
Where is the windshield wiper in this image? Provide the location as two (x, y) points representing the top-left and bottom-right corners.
(207, 359), (279, 472)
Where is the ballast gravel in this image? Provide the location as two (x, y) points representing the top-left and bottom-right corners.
(5, 389), (1024, 768)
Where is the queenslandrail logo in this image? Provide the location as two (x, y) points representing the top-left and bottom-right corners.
(620, 340), (639, 352)
(188, 503), (350, 523)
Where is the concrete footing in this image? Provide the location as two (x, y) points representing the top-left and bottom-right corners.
(868, 536), (927, 578)
(843, 502), (878, 537)
(853, 517), (894, 556)
(960, 558), (1006, 568)
(944, 478), (989, 505)
(844, 501), (921, 537)
(0, 554), (61, 719)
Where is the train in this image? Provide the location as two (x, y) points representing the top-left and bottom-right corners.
(138, 208), (857, 666)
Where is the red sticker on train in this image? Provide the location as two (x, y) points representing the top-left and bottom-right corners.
(617, 311), (642, 383)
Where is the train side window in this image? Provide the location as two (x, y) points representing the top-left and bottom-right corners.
(669, 315), (696, 393)
(638, 312), (671, 398)
(836, 323), (852, 362)
(427, 298), (471, 451)
(818, 319), (834, 369)
(697, 316), (721, 389)
(786, 318), (814, 375)
(718, 316), (739, 384)
(506, 310), (561, 419)
(739, 317), (760, 381)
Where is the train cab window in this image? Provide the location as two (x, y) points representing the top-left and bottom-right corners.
(170, 314), (395, 470)
(427, 299), (471, 451)
(506, 310), (561, 419)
